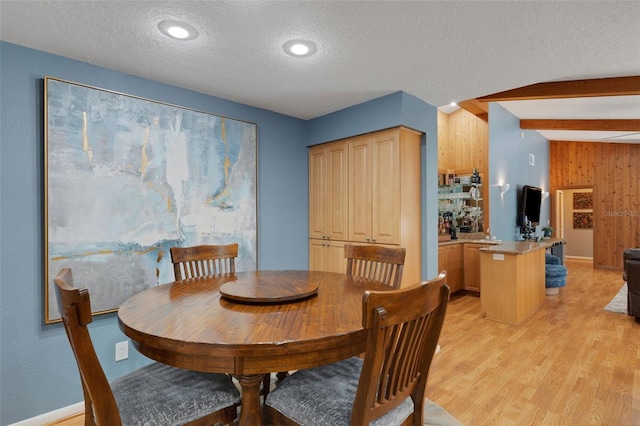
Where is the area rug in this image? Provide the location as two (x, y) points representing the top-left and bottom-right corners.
(424, 397), (463, 425)
(603, 283), (627, 314)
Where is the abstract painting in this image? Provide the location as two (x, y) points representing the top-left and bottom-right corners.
(573, 192), (593, 210)
(573, 212), (593, 229)
(45, 77), (257, 323)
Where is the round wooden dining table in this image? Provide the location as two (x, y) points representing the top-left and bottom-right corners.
(117, 270), (390, 426)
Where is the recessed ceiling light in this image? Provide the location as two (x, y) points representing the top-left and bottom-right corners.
(283, 39), (317, 57)
(158, 20), (199, 41)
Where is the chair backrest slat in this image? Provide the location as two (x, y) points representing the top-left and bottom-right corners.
(351, 272), (449, 425)
(170, 243), (238, 280)
(345, 244), (406, 289)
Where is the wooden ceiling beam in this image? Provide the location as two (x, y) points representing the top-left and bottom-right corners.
(477, 76), (640, 102)
(456, 99), (489, 121)
(520, 119), (640, 132)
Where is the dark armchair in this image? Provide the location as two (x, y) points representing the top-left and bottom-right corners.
(623, 248), (640, 321)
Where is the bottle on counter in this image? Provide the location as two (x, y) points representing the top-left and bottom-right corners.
(471, 168), (481, 184)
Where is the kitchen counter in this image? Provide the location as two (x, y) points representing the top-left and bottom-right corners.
(477, 239), (568, 325)
(438, 237), (503, 247)
(479, 241), (546, 255)
(479, 238), (566, 255)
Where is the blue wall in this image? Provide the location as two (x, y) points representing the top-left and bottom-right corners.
(0, 41), (310, 424)
(0, 42), (439, 423)
(488, 103), (550, 241)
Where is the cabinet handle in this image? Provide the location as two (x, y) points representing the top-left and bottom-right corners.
(366, 236), (370, 241)
(372, 237), (376, 242)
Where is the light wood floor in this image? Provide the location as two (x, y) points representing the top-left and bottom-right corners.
(428, 258), (640, 425)
(48, 259), (639, 426)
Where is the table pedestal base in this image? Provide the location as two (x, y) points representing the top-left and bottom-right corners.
(235, 374), (265, 426)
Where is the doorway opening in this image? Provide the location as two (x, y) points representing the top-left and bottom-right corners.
(555, 188), (593, 259)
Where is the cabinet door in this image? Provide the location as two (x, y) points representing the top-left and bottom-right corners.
(309, 147), (326, 239)
(448, 244), (463, 293)
(371, 131), (400, 244)
(309, 239), (325, 271)
(438, 245), (447, 280)
(348, 131), (400, 244)
(326, 241), (347, 273)
(309, 239), (346, 273)
(309, 143), (348, 241)
(464, 243), (487, 292)
(326, 143), (348, 241)
(438, 244), (463, 293)
(348, 139), (372, 243)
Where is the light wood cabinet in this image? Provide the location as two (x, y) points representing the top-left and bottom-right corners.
(438, 244), (463, 293)
(309, 127), (422, 287)
(348, 131), (400, 245)
(463, 243), (491, 292)
(309, 142), (348, 241)
(309, 239), (347, 274)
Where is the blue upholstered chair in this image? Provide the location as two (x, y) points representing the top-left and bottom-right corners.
(54, 268), (241, 425)
(266, 273), (451, 425)
(545, 253), (567, 295)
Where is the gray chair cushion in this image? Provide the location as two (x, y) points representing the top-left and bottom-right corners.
(265, 356), (413, 425)
(111, 362), (240, 425)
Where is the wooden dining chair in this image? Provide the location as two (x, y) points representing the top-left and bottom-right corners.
(265, 272), (449, 425)
(170, 242), (273, 397)
(345, 243), (406, 289)
(170, 243), (238, 280)
(54, 268), (241, 426)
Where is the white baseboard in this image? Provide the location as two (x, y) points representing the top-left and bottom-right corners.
(9, 402), (83, 426)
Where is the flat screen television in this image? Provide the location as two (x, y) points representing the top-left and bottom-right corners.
(519, 185), (542, 226)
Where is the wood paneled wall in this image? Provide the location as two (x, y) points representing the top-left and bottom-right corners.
(438, 108), (488, 173)
(438, 108), (490, 231)
(437, 110), (450, 168)
(550, 141), (640, 269)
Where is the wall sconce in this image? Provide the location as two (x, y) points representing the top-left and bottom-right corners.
(498, 183), (510, 195)
(542, 191), (550, 201)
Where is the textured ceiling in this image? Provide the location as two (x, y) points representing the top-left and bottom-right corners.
(1, 1), (639, 141)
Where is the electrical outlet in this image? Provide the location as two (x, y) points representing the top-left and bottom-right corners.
(115, 341), (129, 361)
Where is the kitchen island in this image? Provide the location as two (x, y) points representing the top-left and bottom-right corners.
(479, 241), (548, 325)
